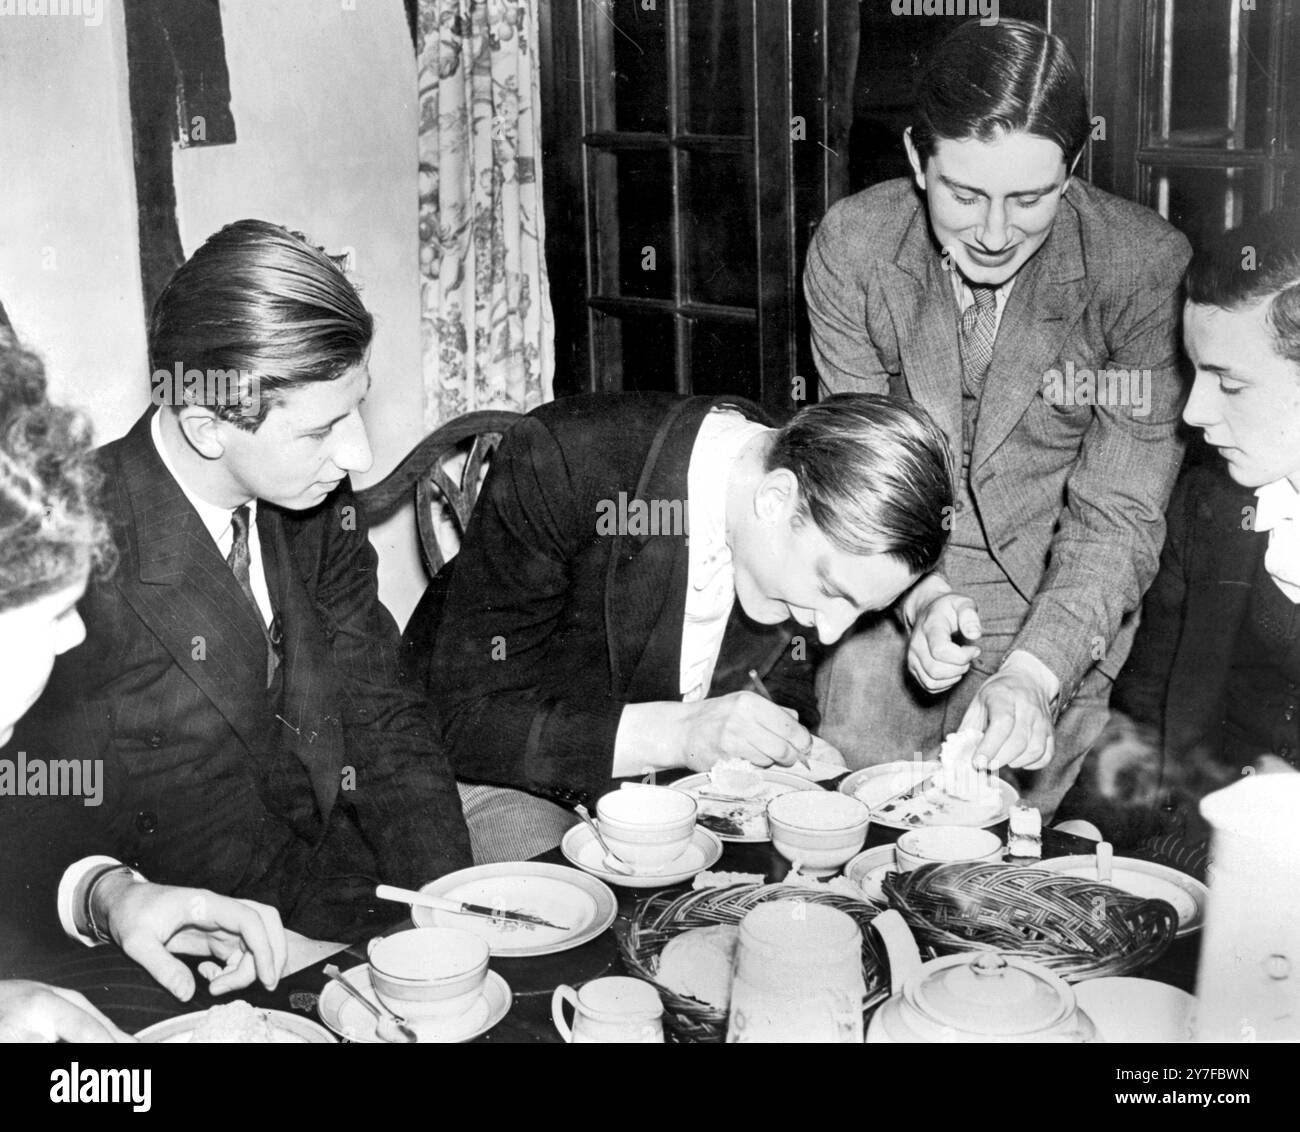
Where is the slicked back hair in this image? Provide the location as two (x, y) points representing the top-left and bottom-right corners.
(767, 393), (954, 575)
(148, 219), (373, 430)
(911, 18), (1090, 169)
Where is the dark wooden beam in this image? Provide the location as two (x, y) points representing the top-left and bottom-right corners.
(122, 0), (235, 320)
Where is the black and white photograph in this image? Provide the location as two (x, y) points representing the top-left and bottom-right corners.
(0, 0), (1295, 1097)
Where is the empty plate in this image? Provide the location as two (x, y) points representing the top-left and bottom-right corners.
(1040, 855), (1208, 937)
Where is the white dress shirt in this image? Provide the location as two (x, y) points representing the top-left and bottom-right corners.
(1255, 478), (1300, 603)
(150, 409), (274, 625)
(679, 409), (771, 701)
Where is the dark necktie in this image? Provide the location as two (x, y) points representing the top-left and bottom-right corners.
(959, 284), (999, 389)
(227, 505), (280, 688)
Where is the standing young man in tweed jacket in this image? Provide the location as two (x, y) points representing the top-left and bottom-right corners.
(805, 19), (1190, 814)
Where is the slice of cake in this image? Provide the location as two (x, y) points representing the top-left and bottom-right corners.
(656, 924), (741, 1009)
(1008, 803), (1043, 858)
(938, 729), (989, 800)
(188, 1000), (276, 1043)
(708, 757), (767, 798)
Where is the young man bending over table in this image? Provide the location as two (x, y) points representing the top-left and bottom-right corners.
(408, 392), (955, 863)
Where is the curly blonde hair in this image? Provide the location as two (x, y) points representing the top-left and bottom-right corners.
(0, 329), (112, 612)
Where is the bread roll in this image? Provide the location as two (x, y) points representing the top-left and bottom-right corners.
(655, 924), (740, 1009)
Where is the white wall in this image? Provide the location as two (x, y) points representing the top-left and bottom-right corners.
(0, 2), (147, 442)
(0, 0), (428, 625)
(172, 0), (426, 625)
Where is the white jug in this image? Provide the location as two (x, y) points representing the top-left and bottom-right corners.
(1195, 773), (1300, 1041)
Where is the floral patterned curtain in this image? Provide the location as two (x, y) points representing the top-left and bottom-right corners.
(416, 0), (554, 426)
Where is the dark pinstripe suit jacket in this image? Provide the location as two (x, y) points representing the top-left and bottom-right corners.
(416, 393), (820, 810)
(0, 412), (470, 961)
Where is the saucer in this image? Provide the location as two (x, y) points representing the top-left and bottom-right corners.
(560, 824), (723, 888)
(316, 964), (511, 1044)
(843, 844), (899, 905)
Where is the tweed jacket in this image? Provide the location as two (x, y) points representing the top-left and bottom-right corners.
(804, 177), (1191, 704)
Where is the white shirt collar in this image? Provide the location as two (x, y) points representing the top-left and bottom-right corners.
(1254, 478), (1300, 532)
(149, 410), (256, 548)
(1254, 478), (1300, 603)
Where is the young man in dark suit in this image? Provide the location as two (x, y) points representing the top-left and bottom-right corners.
(1, 221), (471, 951)
(1063, 209), (1300, 848)
(412, 392), (955, 862)
(805, 19), (1190, 816)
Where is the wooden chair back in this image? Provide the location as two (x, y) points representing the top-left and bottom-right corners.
(356, 409), (521, 577)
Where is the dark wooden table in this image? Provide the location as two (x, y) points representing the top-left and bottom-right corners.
(44, 790), (1201, 1042)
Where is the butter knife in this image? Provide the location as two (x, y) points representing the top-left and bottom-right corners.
(375, 884), (569, 930)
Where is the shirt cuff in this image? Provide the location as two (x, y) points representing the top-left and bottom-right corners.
(58, 855), (122, 947)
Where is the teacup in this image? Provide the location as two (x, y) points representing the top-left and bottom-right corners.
(895, 825), (1003, 872)
(367, 927), (490, 1020)
(552, 976), (664, 1043)
(765, 791), (870, 876)
(596, 785), (697, 868)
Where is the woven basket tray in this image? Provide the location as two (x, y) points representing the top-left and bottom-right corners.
(882, 862), (1178, 981)
(618, 883), (890, 1044)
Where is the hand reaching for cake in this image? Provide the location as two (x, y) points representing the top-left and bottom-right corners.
(958, 651), (1059, 771)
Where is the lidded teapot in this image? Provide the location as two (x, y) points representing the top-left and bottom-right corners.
(867, 909), (1098, 1043)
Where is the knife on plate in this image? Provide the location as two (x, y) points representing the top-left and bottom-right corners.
(868, 771), (940, 813)
(375, 884), (569, 930)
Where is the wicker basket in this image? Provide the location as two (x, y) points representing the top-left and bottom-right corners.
(618, 883), (890, 1043)
(882, 862), (1178, 981)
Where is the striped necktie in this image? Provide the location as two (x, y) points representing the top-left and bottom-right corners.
(227, 505), (280, 688)
(959, 284), (999, 389)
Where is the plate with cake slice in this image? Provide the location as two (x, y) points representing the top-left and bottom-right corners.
(136, 1001), (336, 1043)
(838, 759), (1018, 831)
(838, 730), (1019, 832)
(670, 759), (823, 842)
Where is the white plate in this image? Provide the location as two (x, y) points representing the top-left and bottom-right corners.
(560, 823), (723, 888)
(838, 760), (1018, 831)
(1039, 856), (1208, 938)
(671, 768), (822, 842)
(316, 964), (511, 1044)
(137, 1006), (335, 1044)
(410, 863), (618, 957)
(843, 844), (899, 905)
(1074, 977), (1196, 1042)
